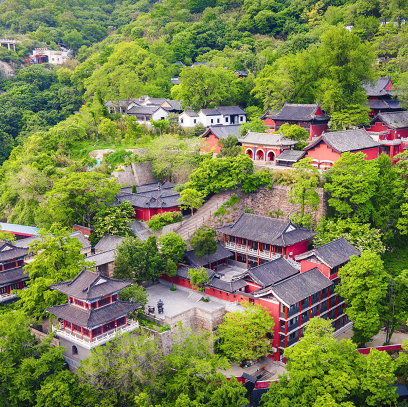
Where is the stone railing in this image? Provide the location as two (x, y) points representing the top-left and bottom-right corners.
(225, 241), (282, 262)
(54, 320), (139, 349)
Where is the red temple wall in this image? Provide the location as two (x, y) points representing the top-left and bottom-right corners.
(309, 123), (328, 139)
(202, 133), (221, 154)
(286, 240), (309, 258)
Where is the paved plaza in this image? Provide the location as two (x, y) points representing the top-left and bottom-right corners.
(145, 281), (226, 320)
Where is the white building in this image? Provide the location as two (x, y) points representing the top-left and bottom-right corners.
(31, 48), (72, 65)
(179, 106), (247, 128)
(127, 106), (169, 124)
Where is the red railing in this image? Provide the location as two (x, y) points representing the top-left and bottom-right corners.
(357, 344), (402, 354)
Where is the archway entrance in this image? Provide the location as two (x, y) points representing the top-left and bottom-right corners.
(267, 151), (275, 161)
(246, 149), (253, 159)
(256, 150), (264, 160)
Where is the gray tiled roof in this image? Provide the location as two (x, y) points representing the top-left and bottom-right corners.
(207, 277), (248, 293)
(176, 266), (216, 280)
(270, 267), (332, 307)
(242, 257), (299, 288)
(267, 103), (329, 122)
(94, 235), (125, 253)
(144, 98), (167, 106)
(13, 236), (38, 248)
(201, 125), (241, 140)
(276, 150), (306, 162)
(127, 106), (159, 115)
(200, 108), (222, 116)
(85, 250), (116, 267)
(0, 244), (28, 262)
(364, 77), (392, 97)
(304, 129), (381, 153)
(295, 237), (360, 268)
(372, 111), (408, 129)
(162, 100), (182, 110)
(51, 268), (133, 300)
(239, 132), (298, 147)
(14, 232), (90, 251)
(171, 78), (181, 85)
(185, 241), (233, 268)
(191, 62), (208, 67)
(116, 189), (180, 209)
(119, 182), (175, 195)
(0, 266), (28, 285)
(217, 214), (316, 247)
(46, 300), (140, 328)
(215, 106), (246, 115)
(182, 110), (199, 117)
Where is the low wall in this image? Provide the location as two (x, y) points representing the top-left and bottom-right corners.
(357, 344), (403, 354)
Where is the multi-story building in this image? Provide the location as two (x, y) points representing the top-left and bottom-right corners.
(0, 242), (29, 303)
(164, 215), (359, 362)
(217, 213), (317, 267)
(47, 267), (141, 371)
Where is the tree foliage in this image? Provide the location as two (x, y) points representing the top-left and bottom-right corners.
(190, 226), (218, 267)
(188, 267), (211, 291)
(217, 302), (274, 362)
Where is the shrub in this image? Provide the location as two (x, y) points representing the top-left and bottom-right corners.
(146, 211), (182, 231)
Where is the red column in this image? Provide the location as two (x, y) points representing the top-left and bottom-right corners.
(309, 296), (312, 319)
(90, 329), (93, 343)
(81, 326), (84, 339)
(19, 281), (23, 290)
(63, 320), (66, 330)
(6, 285), (9, 294)
(124, 316), (127, 325)
(318, 291), (321, 315)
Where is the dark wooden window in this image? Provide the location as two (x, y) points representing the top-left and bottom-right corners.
(0, 286), (7, 294)
(9, 282), (20, 290)
(83, 328), (89, 336)
(103, 321), (115, 332)
(98, 297), (111, 307)
(117, 317), (126, 327)
(65, 321), (72, 328)
(92, 327), (102, 337)
(72, 324), (82, 333)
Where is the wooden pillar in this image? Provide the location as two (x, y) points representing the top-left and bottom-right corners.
(19, 281), (23, 290)
(318, 291), (321, 315)
(270, 244), (272, 259)
(309, 296), (312, 319)
(224, 234), (227, 245)
(63, 320), (66, 330)
(90, 329), (93, 343)
(81, 326), (84, 339)
(71, 322), (73, 334)
(124, 316), (127, 325)
(6, 285), (9, 294)
(246, 254), (248, 269)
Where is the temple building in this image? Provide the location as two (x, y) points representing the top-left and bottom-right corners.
(262, 103), (329, 140)
(162, 220), (359, 362)
(217, 213), (317, 267)
(364, 76), (401, 116)
(115, 182), (181, 221)
(365, 111), (408, 160)
(239, 132), (298, 163)
(0, 242), (29, 303)
(184, 241), (233, 271)
(200, 125), (241, 154)
(303, 129), (381, 169)
(47, 268), (141, 371)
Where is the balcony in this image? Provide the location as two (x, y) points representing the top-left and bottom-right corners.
(224, 241), (282, 262)
(53, 319), (139, 350)
(0, 292), (18, 303)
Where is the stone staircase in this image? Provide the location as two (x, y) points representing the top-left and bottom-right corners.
(174, 190), (232, 242)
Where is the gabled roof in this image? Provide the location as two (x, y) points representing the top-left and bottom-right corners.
(119, 182), (176, 196)
(364, 76), (392, 97)
(239, 257), (299, 288)
(142, 98), (167, 106)
(207, 277), (248, 293)
(215, 106), (246, 115)
(46, 300), (140, 328)
(182, 110), (199, 117)
(176, 266), (216, 280)
(269, 267), (332, 307)
(0, 266), (28, 285)
(200, 108), (222, 116)
(0, 243), (29, 262)
(161, 100), (182, 111)
(267, 103), (329, 122)
(201, 125), (241, 140)
(85, 250), (116, 267)
(239, 132), (298, 147)
(171, 78), (181, 85)
(371, 111), (408, 129)
(127, 106), (159, 115)
(191, 62), (208, 67)
(50, 268), (133, 300)
(276, 149), (306, 163)
(304, 129), (381, 153)
(185, 241), (233, 268)
(94, 235), (125, 253)
(295, 237), (360, 268)
(217, 214), (316, 247)
(116, 188), (180, 209)
(14, 231), (90, 251)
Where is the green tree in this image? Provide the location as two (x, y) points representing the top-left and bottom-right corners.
(190, 226), (217, 267)
(239, 117), (267, 136)
(324, 152), (380, 222)
(261, 318), (397, 407)
(171, 65), (243, 111)
(330, 105), (371, 131)
(179, 188), (205, 216)
(158, 232), (187, 282)
(217, 302), (274, 362)
(91, 201), (135, 245)
(0, 130), (14, 165)
(276, 123), (309, 150)
(114, 236), (164, 282)
(17, 226), (88, 319)
(287, 158), (320, 227)
(146, 135), (202, 182)
(336, 252), (388, 345)
(46, 172), (120, 227)
(0, 226), (16, 243)
(79, 331), (166, 406)
(98, 117), (117, 142)
(217, 135), (242, 158)
(186, 154), (255, 195)
(188, 267), (210, 291)
(314, 219), (385, 254)
(118, 283), (148, 316)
